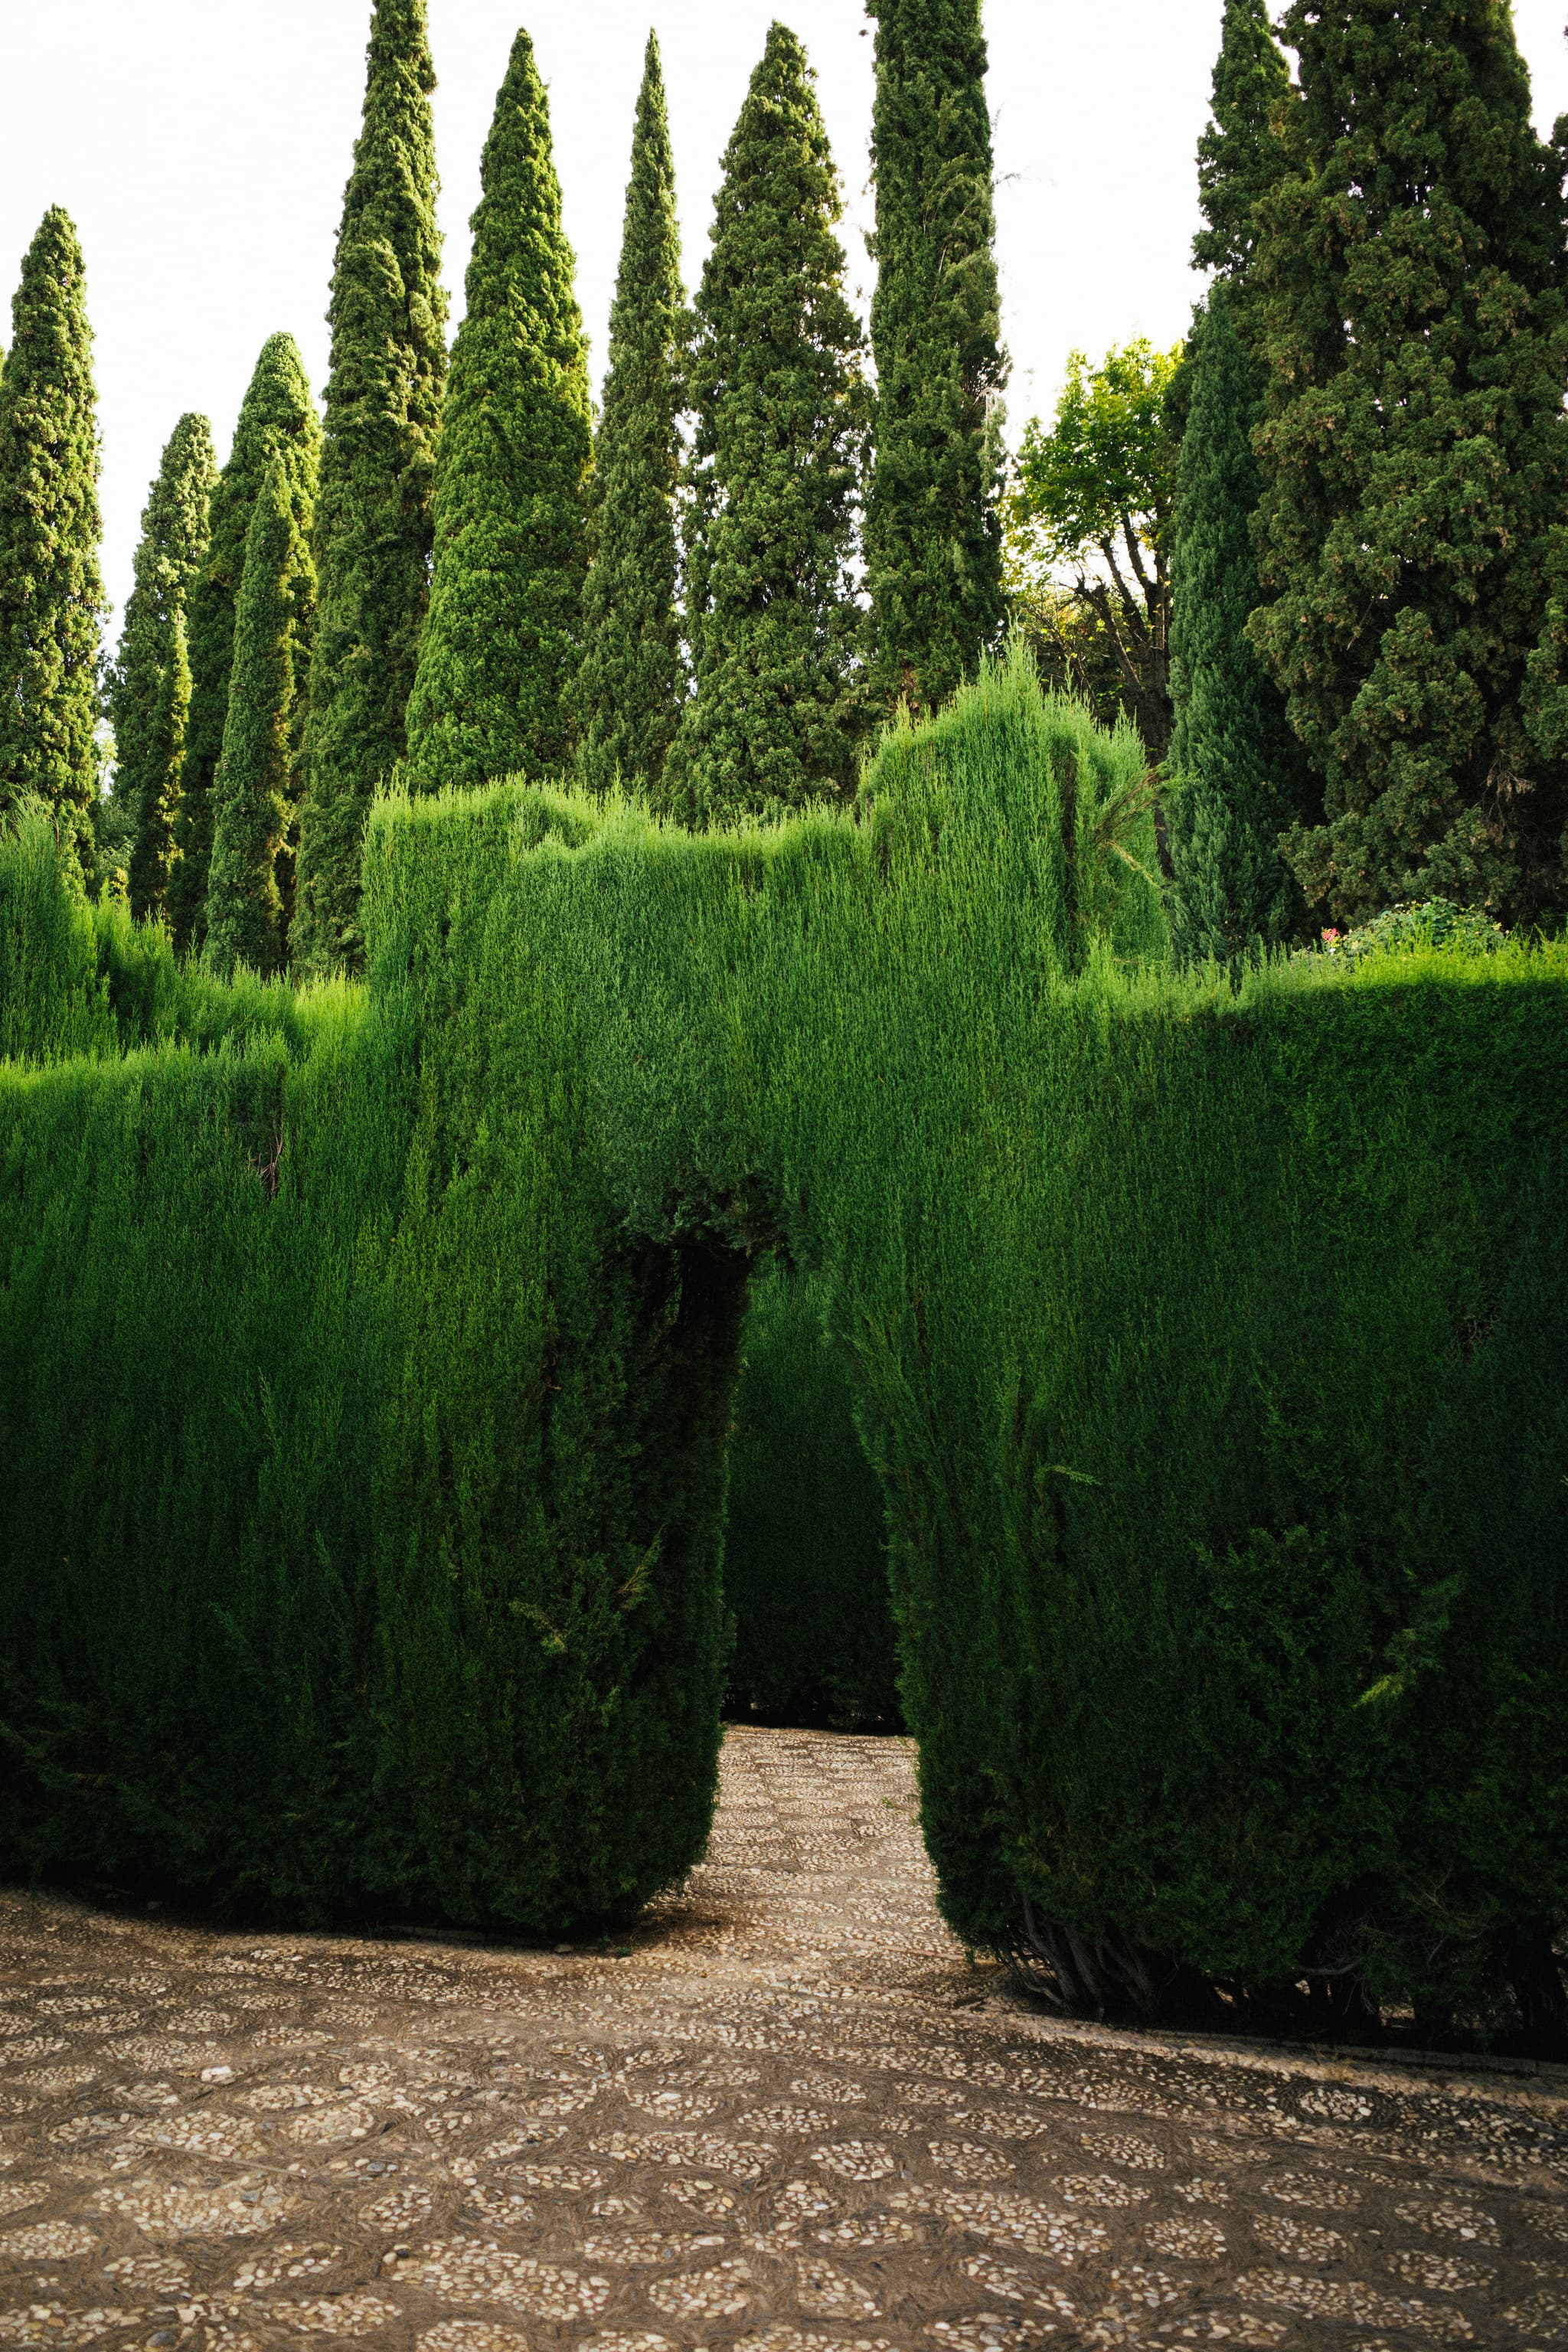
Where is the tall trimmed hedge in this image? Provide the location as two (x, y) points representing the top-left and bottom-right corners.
(2, 657), (1565, 2035)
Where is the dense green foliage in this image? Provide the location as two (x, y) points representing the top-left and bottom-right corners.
(1167, 287), (1306, 963)
(293, 0), (447, 977)
(572, 35), (686, 799)
(1, 801), (332, 1070)
(0, 790), (736, 1927)
(205, 456), (318, 977)
(864, 0), (1005, 718)
(1011, 342), (1182, 757)
(103, 413), (215, 920)
(0, 210), (105, 872)
(1252, 0), (1568, 929)
(1194, 0), (1295, 299)
(405, 31), (590, 794)
(663, 24), (868, 825)
(8, 654), (1562, 2037)
(724, 1262), (900, 1732)
(172, 337), (320, 957)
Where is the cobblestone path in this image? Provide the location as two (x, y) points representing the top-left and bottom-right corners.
(2, 1727), (1567, 2350)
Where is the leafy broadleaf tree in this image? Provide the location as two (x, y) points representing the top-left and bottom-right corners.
(171, 335), (319, 956)
(1010, 341), (1182, 760)
(0, 208), (106, 870)
(104, 412), (215, 920)
(571, 32), (685, 799)
(404, 27), (591, 792)
(293, 0), (446, 975)
(204, 456), (316, 977)
(864, 0), (1006, 719)
(1251, 0), (1568, 927)
(1167, 285), (1306, 963)
(663, 22), (870, 826)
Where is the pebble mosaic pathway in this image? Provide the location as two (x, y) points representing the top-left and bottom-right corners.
(2, 1726), (1566, 2350)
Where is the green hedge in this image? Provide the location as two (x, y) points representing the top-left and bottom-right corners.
(724, 1259), (899, 1731)
(3, 653), (1566, 2035)
(0, 792), (736, 1929)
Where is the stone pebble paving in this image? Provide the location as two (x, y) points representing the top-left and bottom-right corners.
(0, 1726), (1566, 2349)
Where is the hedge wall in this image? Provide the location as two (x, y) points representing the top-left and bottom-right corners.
(724, 1258), (899, 1731)
(3, 653), (1566, 2034)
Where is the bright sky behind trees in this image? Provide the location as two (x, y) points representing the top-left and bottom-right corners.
(4, 0), (1568, 625)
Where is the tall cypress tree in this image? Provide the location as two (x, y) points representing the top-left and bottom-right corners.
(863, 0), (1006, 719)
(404, 27), (591, 792)
(106, 412), (215, 921)
(204, 456), (316, 978)
(294, 0), (446, 975)
(1250, 0), (1568, 927)
(571, 32), (685, 799)
(1194, 0), (1296, 301)
(1166, 0), (1305, 962)
(1167, 286), (1305, 962)
(0, 208), (105, 870)
(664, 23), (869, 826)
(171, 335), (319, 956)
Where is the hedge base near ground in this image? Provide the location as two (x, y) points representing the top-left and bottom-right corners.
(2, 655), (1566, 2040)
(724, 1259), (900, 1731)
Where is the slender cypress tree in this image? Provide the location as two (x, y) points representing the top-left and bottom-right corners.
(1167, 286), (1305, 962)
(863, 0), (1006, 719)
(571, 31), (685, 799)
(404, 28), (591, 792)
(664, 23), (869, 826)
(204, 456), (315, 977)
(294, 0), (446, 975)
(1250, 0), (1568, 926)
(0, 208), (105, 869)
(1194, 0), (1296, 302)
(171, 335), (319, 955)
(106, 413), (215, 921)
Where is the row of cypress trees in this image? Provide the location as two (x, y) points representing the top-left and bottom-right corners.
(0, 2), (1005, 978)
(1168, 0), (1568, 955)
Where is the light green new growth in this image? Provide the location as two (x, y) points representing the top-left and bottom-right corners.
(204, 455), (317, 978)
(663, 21), (869, 825)
(404, 26), (591, 792)
(0, 208), (105, 871)
(572, 31), (685, 799)
(106, 412), (215, 921)
(172, 335), (319, 956)
(293, 0), (446, 975)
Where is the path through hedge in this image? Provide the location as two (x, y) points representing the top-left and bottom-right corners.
(2, 1728), (1566, 2348)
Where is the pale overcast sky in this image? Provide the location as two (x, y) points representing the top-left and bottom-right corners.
(4, 0), (1568, 628)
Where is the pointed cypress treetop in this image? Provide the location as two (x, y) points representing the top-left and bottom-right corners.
(108, 410), (215, 920)
(171, 333), (318, 954)
(571, 30), (686, 799)
(1250, 0), (1568, 925)
(1194, 0), (1295, 283)
(864, 0), (1007, 717)
(404, 24), (592, 792)
(0, 207), (105, 864)
(664, 21), (870, 825)
(294, 0), (447, 975)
